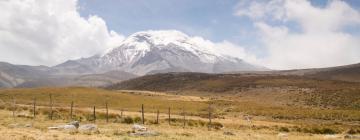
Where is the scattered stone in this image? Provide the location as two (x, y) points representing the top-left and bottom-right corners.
(344, 135), (360, 139)
(24, 124), (32, 128)
(223, 131), (236, 136)
(132, 124), (147, 132)
(324, 135), (342, 139)
(48, 121), (80, 131)
(78, 124), (98, 133)
(277, 133), (288, 138)
(68, 121), (79, 128)
(129, 131), (159, 137)
(8, 123), (32, 128)
(8, 123), (21, 128)
(178, 132), (195, 137)
(48, 124), (77, 131)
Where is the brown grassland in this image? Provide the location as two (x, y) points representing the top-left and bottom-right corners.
(0, 83), (359, 139)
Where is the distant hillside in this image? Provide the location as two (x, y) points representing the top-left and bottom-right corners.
(17, 71), (137, 88)
(304, 63), (360, 82)
(108, 71), (360, 109)
(109, 62), (360, 92)
(231, 63), (360, 83)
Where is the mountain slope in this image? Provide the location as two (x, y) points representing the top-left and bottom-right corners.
(16, 70), (137, 88)
(63, 30), (265, 75)
(304, 63), (360, 82)
(0, 62), (51, 88)
(108, 71), (360, 109)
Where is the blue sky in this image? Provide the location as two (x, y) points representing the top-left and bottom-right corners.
(78, 0), (360, 45)
(0, 0), (359, 69)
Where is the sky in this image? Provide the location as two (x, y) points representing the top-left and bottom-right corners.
(0, 0), (360, 70)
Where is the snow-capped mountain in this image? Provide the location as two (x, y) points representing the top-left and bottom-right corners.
(57, 30), (265, 75)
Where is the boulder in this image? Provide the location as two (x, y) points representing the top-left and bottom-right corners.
(48, 124), (77, 131)
(78, 124), (98, 133)
(8, 123), (21, 128)
(68, 121), (80, 128)
(129, 131), (159, 137)
(324, 135), (342, 139)
(223, 131), (235, 136)
(344, 135), (360, 139)
(277, 133), (288, 138)
(24, 124), (32, 128)
(132, 124), (147, 132)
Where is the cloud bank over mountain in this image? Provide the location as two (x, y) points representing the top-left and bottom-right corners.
(0, 0), (359, 70)
(235, 0), (360, 69)
(0, 0), (124, 66)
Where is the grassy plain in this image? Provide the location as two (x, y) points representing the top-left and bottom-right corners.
(0, 87), (359, 139)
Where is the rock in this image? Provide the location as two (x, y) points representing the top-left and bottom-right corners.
(8, 123), (21, 128)
(223, 131), (235, 136)
(344, 135), (360, 139)
(324, 135), (342, 139)
(68, 121), (79, 128)
(277, 133), (288, 138)
(8, 123), (32, 128)
(132, 124), (147, 132)
(24, 124), (32, 128)
(78, 124), (98, 133)
(129, 131), (159, 137)
(48, 124), (77, 131)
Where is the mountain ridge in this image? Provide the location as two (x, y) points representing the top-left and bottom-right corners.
(65, 30), (266, 75)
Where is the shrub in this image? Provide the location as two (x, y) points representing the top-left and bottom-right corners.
(321, 128), (336, 134)
(210, 122), (223, 130)
(347, 128), (357, 135)
(279, 127), (290, 132)
(134, 116), (142, 123)
(122, 116), (134, 124)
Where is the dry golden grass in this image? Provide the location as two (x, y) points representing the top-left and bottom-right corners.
(0, 109), (337, 140)
(0, 87), (360, 139)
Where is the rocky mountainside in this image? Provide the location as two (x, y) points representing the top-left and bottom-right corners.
(0, 30), (265, 88)
(61, 30), (265, 75)
(0, 62), (136, 88)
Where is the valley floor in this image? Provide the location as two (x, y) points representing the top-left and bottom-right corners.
(0, 109), (342, 140)
(0, 87), (359, 139)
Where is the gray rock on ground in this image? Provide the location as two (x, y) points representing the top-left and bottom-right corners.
(8, 123), (32, 128)
(68, 121), (80, 128)
(130, 124), (159, 137)
(223, 131), (236, 136)
(344, 135), (360, 139)
(78, 124), (98, 133)
(132, 124), (147, 132)
(48, 124), (77, 131)
(129, 131), (159, 137)
(48, 121), (80, 132)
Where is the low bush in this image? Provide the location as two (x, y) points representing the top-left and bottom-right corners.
(279, 127), (290, 132)
(122, 116), (134, 124)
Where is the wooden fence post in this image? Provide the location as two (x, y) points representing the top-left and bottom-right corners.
(33, 97), (36, 119)
(168, 107), (171, 125)
(183, 107), (186, 128)
(49, 94), (53, 120)
(208, 103), (212, 131)
(12, 96), (16, 120)
(93, 106), (96, 122)
(120, 109), (123, 118)
(141, 104), (145, 125)
(70, 101), (74, 120)
(106, 101), (109, 123)
(156, 109), (159, 124)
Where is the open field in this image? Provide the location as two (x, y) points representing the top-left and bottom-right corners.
(0, 86), (360, 139)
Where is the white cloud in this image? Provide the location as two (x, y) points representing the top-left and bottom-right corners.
(186, 35), (259, 65)
(235, 0), (360, 69)
(0, 0), (124, 66)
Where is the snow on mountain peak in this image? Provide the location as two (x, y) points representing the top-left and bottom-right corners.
(118, 30), (223, 60)
(89, 30), (265, 75)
